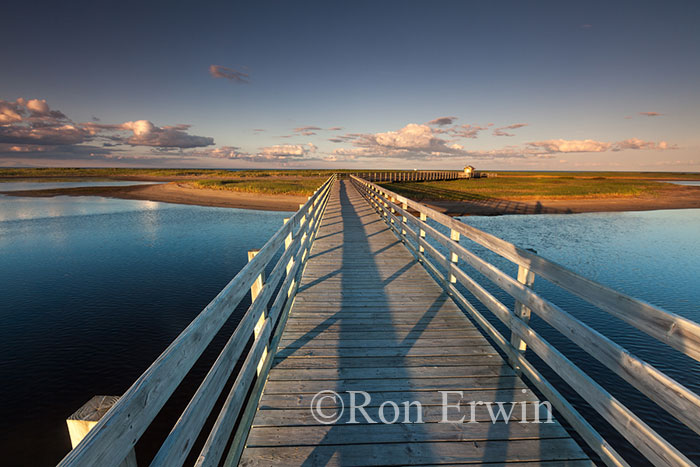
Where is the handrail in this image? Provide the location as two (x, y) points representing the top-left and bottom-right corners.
(350, 170), (464, 182)
(353, 176), (700, 362)
(351, 175), (700, 467)
(58, 175), (336, 467)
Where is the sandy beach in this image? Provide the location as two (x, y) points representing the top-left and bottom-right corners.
(422, 184), (700, 215)
(0, 182), (308, 212)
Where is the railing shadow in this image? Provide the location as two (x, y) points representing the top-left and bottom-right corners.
(384, 183), (574, 215)
(295, 180), (439, 465)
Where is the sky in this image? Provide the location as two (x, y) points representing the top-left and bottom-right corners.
(1, 0), (699, 170)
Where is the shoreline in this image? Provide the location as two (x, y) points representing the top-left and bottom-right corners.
(0, 182), (307, 212)
(2, 181), (700, 216)
(420, 185), (700, 216)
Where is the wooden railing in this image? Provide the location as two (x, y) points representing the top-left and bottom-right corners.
(58, 175), (336, 467)
(352, 170), (464, 182)
(351, 175), (700, 467)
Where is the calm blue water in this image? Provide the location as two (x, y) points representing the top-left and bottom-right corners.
(453, 209), (700, 464)
(0, 192), (290, 465)
(0, 180), (161, 192)
(664, 180), (700, 186)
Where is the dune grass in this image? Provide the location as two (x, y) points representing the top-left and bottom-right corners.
(381, 176), (677, 201)
(0, 168), (350, 180)
(189, 177), (327, 196)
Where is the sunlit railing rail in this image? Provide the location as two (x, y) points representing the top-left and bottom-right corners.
(351, 174), (700, 467)
(58, 175), (336, 467)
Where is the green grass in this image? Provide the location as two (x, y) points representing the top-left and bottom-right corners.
(380, 177), (678, 201)
(189, 177), (327, 196)
(491, 171), (700, 180)
(0, 168), (354, 179)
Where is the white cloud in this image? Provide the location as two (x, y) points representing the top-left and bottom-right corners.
(120, 120), (214, 148)
(527, 139), (612, 153)
(0, 98), (215, 159)
(329, 122), (677, 163)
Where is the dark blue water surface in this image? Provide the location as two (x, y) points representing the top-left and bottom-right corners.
(0, 193), (290, 465)
(452, 209), (700, 464)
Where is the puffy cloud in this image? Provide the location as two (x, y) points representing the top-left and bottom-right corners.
(332, 124), (468, 160)
(493, 123), (528, 137)
(427, 116), (458, 126)
(613, 138), (675, 151)
(191, 143), (319, 163)
(260, 144), (312, 157)
(329, 121), (676, 163)
(0, 99), (88, 145)
(191, 146), (250, 159)
(209, 65), (250, 84)
(120, 120), (214, 148)
(0, 123), (89, 145)
(526, 138), (676, 154)
(0, 98), (214, 160)
(639, 112), (663, 117)
(25, 98), (50, 114)
(527, 139), (612, 153)
(0, 101), (24, 124)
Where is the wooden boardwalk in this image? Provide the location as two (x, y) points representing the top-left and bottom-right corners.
(239, 180), (591, 466)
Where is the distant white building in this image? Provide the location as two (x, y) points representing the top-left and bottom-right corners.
(463, 165), (475, 178)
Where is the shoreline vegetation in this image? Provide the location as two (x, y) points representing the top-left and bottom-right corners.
(1, 168), (699, 215)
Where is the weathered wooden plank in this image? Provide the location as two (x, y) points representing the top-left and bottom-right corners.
(278, 337), (489, 349)
(271, 355), (505, 369)
(280, 329), (484, 339)
(259, 388), (542, 409)
(246, 422), (570, 446)
(239, 438), (589, 466)
(262, 376), (526, 393)
(266, 365), (514, 381)
(275, 345), (499, 358)
(251, 403), (553, 426)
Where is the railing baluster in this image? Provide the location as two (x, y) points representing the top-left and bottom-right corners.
(419, 212), (427, 254)
(510, 263), (536, 365)
(448, 229), (460, 283)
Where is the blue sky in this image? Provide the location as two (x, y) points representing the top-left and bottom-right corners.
(1, 0), (699, 170)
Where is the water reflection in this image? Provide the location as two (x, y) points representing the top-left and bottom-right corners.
(0, 180), (161, 191)
(0, 191), (290, 465)
(457, 209), (700, 464)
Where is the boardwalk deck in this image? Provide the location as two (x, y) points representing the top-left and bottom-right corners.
(239, 180), (591, 466)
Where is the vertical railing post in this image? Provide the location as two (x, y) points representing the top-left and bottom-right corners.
(418, 212), (427, 255)
(401, 201), (408, 239)
(448, 229), (460, 283)
(510, 263), (536, 355)
(283, 218), (293, 274)
(247, 249), (268, 375)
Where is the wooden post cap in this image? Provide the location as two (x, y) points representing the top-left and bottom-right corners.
(66, 395), (137, 465)
(68, 395), (119, 423)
